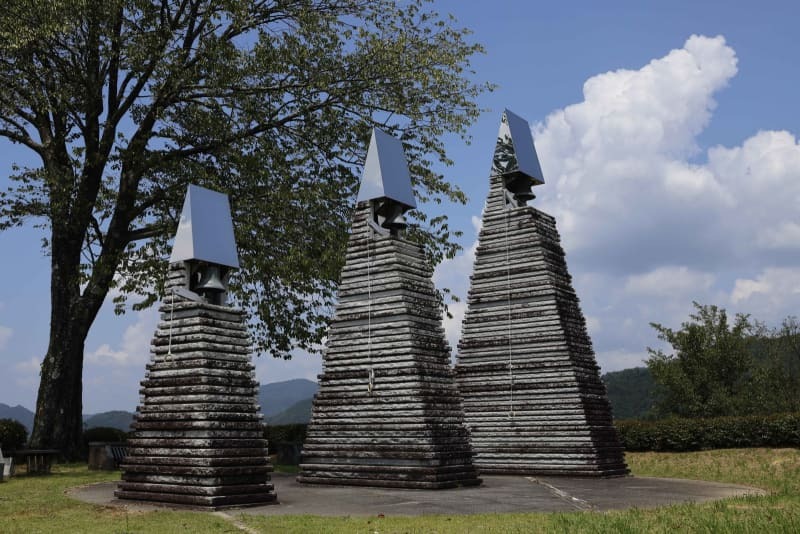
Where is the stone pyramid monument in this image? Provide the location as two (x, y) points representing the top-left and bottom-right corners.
(116, 185), (278, 508)
(298, 129), (481, 489)
(454, 110), (628, 476)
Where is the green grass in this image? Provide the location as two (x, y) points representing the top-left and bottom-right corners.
(0, 449), (798, 533)
(0, 467), (235, 533)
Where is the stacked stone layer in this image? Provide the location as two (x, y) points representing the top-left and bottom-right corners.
(116, 267), (276, 508)
(298, 204), (481, 489)
(455, 175), (628, 476)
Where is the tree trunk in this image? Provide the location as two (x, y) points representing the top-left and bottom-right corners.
(29, 238), (89, 460)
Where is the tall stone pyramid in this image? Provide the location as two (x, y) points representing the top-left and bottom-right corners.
(298, 129), (481, 489)
(116, 186), (277, 508)
(454, 110), (628, 477)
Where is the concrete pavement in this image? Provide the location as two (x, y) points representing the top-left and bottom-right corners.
(68, 472), (766, 516)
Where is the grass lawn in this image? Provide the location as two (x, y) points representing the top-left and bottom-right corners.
(0, 449), (797, 533)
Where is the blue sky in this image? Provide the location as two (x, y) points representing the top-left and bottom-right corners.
(1, 1), (799, 412)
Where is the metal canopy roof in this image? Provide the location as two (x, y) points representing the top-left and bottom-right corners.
(169, 184), (240, 268)
(493, 109), (545, 185)
(356, 128), (417, 209)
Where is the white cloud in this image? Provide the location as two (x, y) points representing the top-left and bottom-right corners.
(441, 300), (467, 357)
(624, 266), (715, 298)
(86, 308), (158, 366)
(0, 325), (11, 351)
(433, 215), (482, 289)
(434, 215), (482, 354)
(522, 34), (800, 351)
(757, 222), (800, 250)
(730, 268), (800, 313)
(440, 35), (800, 370)
(534, 35), (743, 266)
(88, 343), (129, 365)
(705, 130), (800, 260)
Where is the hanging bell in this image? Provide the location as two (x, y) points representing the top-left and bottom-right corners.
(504, 173), (535, 205)
(514, 190), (536, 203)
(378, 200), (408, 232)
(383, 210), (407, 231)
(194, 264), (226, 294)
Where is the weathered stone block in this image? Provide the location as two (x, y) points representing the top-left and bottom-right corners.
(455, 174), (628, 476)
(116, 265), (277, 509)
(298, 204), (480, 489)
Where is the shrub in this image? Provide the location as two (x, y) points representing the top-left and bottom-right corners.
(265, 424), (307, 444)
(0, 419), (28, 453)
(616, 412), (800, 452)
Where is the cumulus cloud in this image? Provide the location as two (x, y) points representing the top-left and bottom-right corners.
(534, 35), (741, 271)
(439, 35), (800, 372)
(434, 215), (482, 353)
(757, 222), (800, 250)
(530, 34), (800, 368)
(624, 266), (715, 298)
(730, 268), (800, 320)
(86, 308), (159, 366)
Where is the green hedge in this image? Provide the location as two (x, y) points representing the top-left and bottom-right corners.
(72, 417), (797, 455)
(616, 412), (800, 452)
(0, 418), (28, 452)
(265, 424), (307, 444)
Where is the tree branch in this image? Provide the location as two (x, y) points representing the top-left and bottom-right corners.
(0, 126), (43, 154)
(89, 215), (105, 248)
(127, 223), (169, 242)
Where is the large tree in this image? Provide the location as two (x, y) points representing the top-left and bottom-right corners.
(647, 304), (800, 419)
(646, 303), (755, 418)
(0, 0), (489, 457)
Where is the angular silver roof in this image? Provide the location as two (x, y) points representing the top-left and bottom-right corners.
(169, 184), (240, 268)
(356, 128), (417, 209)
(492, 109), (545, 185)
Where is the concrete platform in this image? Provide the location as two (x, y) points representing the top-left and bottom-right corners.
(68, 473), (766, 516)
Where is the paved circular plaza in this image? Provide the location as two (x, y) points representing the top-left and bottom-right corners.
(69, 473), (765, 516)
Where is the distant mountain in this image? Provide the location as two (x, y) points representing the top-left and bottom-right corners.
(601, 367), (656, 420)
(267, 398), (313, 425)
(1, 378), (320, 435)
(83, 411), (135, 432)
(0, 404), (135, 434)
(261, 369), (659, 425)
(2, 371), (658, 435)
(0, 404), (34, 432)
(258, 378), (318, 418)
(260, 367), (661, 425)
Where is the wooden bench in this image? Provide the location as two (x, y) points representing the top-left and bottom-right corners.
(12, 449), (60, 475)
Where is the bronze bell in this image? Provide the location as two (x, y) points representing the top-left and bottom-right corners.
(373, 198), (409, 234)
(381, 203), (408, 231)
(504, 173), (536, 205)
(194, 264), (226, 295)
